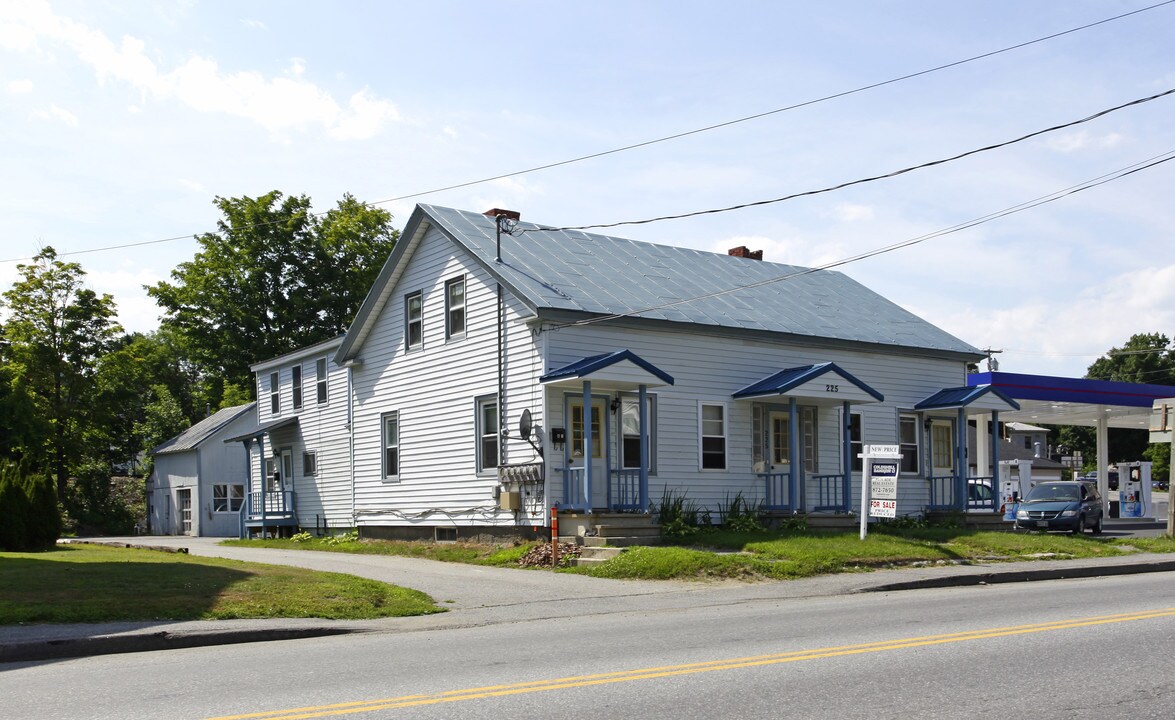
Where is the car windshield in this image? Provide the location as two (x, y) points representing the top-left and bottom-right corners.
(1024, 484), (1080, 502)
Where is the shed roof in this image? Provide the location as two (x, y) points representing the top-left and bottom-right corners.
(339, 205), (982, 362)
(152, 403), (255, 455)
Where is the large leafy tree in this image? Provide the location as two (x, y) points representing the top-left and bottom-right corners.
(147, 191), (397, 399)
(1057, 332), (1175, 476)
(1, 247), (122, 499)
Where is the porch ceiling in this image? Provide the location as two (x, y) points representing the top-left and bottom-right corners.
(732, 362), (883, 405)
(222, 416), (299, 444)
(540, 349), (674, 391)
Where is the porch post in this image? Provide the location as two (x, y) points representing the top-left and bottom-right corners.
(990, 411), (1001, 484)
(976, 413), (990, 478)
(639, 384), (650, 513)
(842, 401), (852, 514)
(1096, 413), (1110, 514)
(582, 380), (593, 511)
(955, 407), (966, 511)
(789, 397), (800, 513)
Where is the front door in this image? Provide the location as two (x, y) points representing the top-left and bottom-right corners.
(177, 488), (192, 536)
(568, 397), (609, 508)
(280, 449), (294, 494)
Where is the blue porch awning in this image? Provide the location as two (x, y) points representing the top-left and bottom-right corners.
(540, 349), (674, 388)
(914, 385), (1020, 413)
(732, 362), (883, 403)
(223, 416), (299, 444)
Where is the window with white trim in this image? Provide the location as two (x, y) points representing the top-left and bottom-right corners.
(475, 395), (498, 472)
(382, 411), (400, 481)
(269, 372), (280, 415)
(315, 358), (328, 404)
(700, 403), (727, 470)
(302, 450), (317, 476)
(899, 414), (920, 474)
(405, 292), (422, 350)
(212, 484), (244, 512)
(292, 365), (303, 410)
(445, 276), (466, 339)
(619, 394), (657, 472)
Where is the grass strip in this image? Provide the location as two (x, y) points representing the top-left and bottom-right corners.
(0, 544), (442, 624)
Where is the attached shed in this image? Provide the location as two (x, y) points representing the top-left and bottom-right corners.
(147, 403), (257, 537)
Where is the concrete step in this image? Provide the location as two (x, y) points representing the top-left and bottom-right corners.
(583, 535), (662, 548)
(596, 524), (661, 538)
(573, 545), (624, 567)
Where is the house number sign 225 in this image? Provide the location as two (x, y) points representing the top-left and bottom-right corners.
(825, 384), (840, 393)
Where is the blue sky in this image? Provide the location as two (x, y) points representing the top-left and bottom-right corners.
(2, 1), (1174, 377)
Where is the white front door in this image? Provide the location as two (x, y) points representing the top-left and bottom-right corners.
(768, 411), (792, 473)
(280, 449), (294, 493)
(569, 398), (609, 508)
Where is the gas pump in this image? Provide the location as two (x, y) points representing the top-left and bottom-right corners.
(998, 459), (1033, 521)
(1117, 461), (1152, 519)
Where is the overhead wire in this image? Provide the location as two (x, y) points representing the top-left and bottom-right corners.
(526, 88), (1175, 233)
(3, 1), (1173, 265)
(545, 149), (1175, 330)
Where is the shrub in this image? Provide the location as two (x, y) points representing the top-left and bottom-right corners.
(656, 488), (700, 537)
(22, 472), (62, 549)
(721, 492), (766, 533)
(0, 464), (30, 551)
(0, 461), (60, 551)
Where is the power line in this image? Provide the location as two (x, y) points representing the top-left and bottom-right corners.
(528, 88), (1175, 233)
(3, 1), (1172, 265)
(549, 149), (1175, 330)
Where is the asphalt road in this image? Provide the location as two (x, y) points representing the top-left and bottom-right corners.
(3, 570), (1172, 719)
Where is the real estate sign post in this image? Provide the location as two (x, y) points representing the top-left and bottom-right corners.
(859, 444), (902, 540)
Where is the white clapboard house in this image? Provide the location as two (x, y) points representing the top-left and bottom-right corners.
(230, 204), (1026, 539)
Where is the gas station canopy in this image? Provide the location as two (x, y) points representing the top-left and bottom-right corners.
(967, 371), (1175, 429)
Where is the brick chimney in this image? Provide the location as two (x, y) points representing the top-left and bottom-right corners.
(728, 245), (763, 260)
(484, 208), (521, 221)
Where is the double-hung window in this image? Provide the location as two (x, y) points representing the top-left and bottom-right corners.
(619, 394), (657, 472)
(700, 403), (727, 470)
(291, 365), (303, 410)
(445, 276), (466, 339)
(382, 411), (400, 481)
(476, 396), (498, 473)
(302, 451), (317, 476)
(315, 358), (328, 404)
(212, 484), (244, 512)
(405, 292), (423, 350)
(269, 372), (280, 415)
(899, 414), (920, 474)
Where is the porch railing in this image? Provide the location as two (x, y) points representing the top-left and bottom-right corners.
(562, 467), (588, 510)
(927, 476), (956, 511)
(247, 490), (296, 519)
(609, 468), (643, 512)
(812, 473), (850, 513)
(761, 472), (794, 512)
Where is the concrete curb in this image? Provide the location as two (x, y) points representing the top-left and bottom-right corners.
(864, 559), (1175, 592)
(0, 625), (362, 664)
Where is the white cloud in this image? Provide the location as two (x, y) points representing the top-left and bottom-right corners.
(176, 178), (204, 192)
(240, 18), (266, 30)
(34, 103), (79, 126)
(2, 1), (400, 141)
(1045, 131), (1125, 153)
(442, 126), (458, 139)
(833, 203), (874, 222)
(7, 78), (33, 93)
(87, 266), (166, 334)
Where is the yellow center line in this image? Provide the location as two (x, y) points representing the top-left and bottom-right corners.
(205, 607), (1175, 720)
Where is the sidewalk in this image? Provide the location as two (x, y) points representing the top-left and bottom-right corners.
(4, 533), (1173, 664)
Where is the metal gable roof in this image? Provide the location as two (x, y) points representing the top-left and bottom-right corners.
(540, 349), (675, 386)
(418, 205), (982, 356)
(914, 385), (1020, 412)
(732, 362), (884, 402)
(151, 403), (256, 455)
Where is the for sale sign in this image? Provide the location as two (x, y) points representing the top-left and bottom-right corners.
(870, 499), (897, 518)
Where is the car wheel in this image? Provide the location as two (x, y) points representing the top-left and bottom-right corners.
(1092, 515), (1103, 535)
(1072, 516), (1086, 535)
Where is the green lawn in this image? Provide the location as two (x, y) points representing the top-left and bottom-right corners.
(226, 527), (1175, 583)
(0, 543), (443, 624)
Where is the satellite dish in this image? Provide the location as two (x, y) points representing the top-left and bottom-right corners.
(519, 409), (533, 440)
